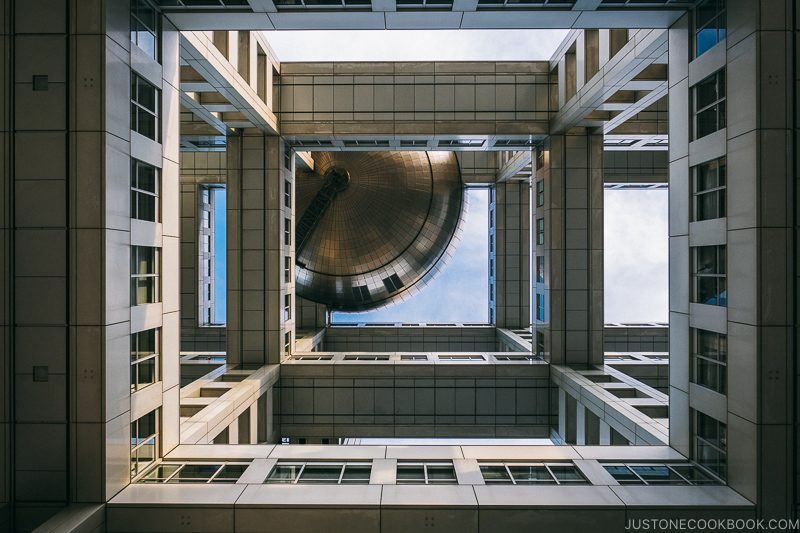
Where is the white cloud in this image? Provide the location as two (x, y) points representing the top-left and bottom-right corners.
(263, 30), (569, 62)
(604, 189), (669, 323)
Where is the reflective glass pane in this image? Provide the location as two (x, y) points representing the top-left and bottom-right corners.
(396, 465), (425, 482)
(480, 465), (511, 483)
(548, 465), (585, 483)
(426, 465), (457, 484)
(508, 465), (554, 484)
(630, 465), (688, 485)
(298, 465), (343, 483)
(266, 465), (301, 483)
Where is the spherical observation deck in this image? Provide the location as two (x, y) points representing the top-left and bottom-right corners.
(294, 151), (465, 311)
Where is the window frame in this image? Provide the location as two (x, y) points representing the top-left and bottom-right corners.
(264, 462), (372, 485)
(693, 0), (726, 59)
(131, 71), (161, 141)
(138, 461), (251, 484)
(396, 461), (458, 485)
(535, 179), (544, 207)
(694, 411), (727, 481)
(130, 0), (161, 61)
(691, 245), (726, 307)
(131, 328), (160, 393)
(479, 462), (587, 485)
(692, 69), (726, 140)
(691, 329), (727, 394)
(603, 462), (721, 486)
(131, 246), (161, 306)
(692, 157), (726, 222)
(536, 217), (544, 246)
(131, 409), (160, 478)
(131, 159), (160, 222)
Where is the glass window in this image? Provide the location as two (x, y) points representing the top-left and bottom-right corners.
(131, 328), (159, 392)
(139, 462), (250, 484)
(284, 218), (291, 246)
(691, 245), (726, 306)
(536, 180), (544, 207)
(284, 294), (291, 321)
(131, 246), (160, 305)
(536, 256), (544, 284)
(397, 462), (457, 485)
(692, 157), (726, 221)
(284, 256), (292, 283)
(131, 160), (159, 222)
(693, 69), (726, 139)
(603, 463), (721, 486)
(692, 329), (727, 394)
(508, 465), (555, 484)
(284, 179), (292, 208)
(536, 331), (545, 357)
(536, 218), (544, 245)
(480, 463), (586, 485)
(131, 72), (160, 141)
(694, 0), (726, 58)
(695, 412), (727, 480)
(284, 332), (291, 355)
(265, 462), (372, 484)
(131, 0), (160, 60)
(536, 293), (545, 321)
(131, 409), (159, 478)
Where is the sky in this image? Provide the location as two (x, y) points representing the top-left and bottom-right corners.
(263, 29), (570, 62)
(604, 189), (669, 323)
(213, 188), (227, 323)
(332, 188), (490, 323)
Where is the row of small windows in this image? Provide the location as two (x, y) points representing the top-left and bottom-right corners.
(604, 462), (720, 485)
(137, 459), (721, 486)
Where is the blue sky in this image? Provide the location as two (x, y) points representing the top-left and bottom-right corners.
(332, 188), (489, 323)
(213, 188), (227, 323)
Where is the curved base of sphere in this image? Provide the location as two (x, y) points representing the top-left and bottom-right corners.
(294, 150), (465, 311)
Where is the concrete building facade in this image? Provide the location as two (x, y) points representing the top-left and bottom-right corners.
(0, 0), (797, 532)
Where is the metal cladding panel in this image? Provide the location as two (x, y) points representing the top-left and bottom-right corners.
(295, 151), (465, 310)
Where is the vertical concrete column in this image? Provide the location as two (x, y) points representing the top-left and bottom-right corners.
(538, 131), (604, 367)
(228, 418), (239, 445)
(494, 182), (531, 329)
(249, 403), (258, 444)
(666, 11), (691, 461)
(5, 2), (180, 528)
(724, 1), (794, 517)
(575, 403), (586, 445)
(599, 420), (611, 445)
(0, 1), (9, 527)
(557, 388), (566, 443)
(227, 131), (294, 365)
(669, 3), (797, 517)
